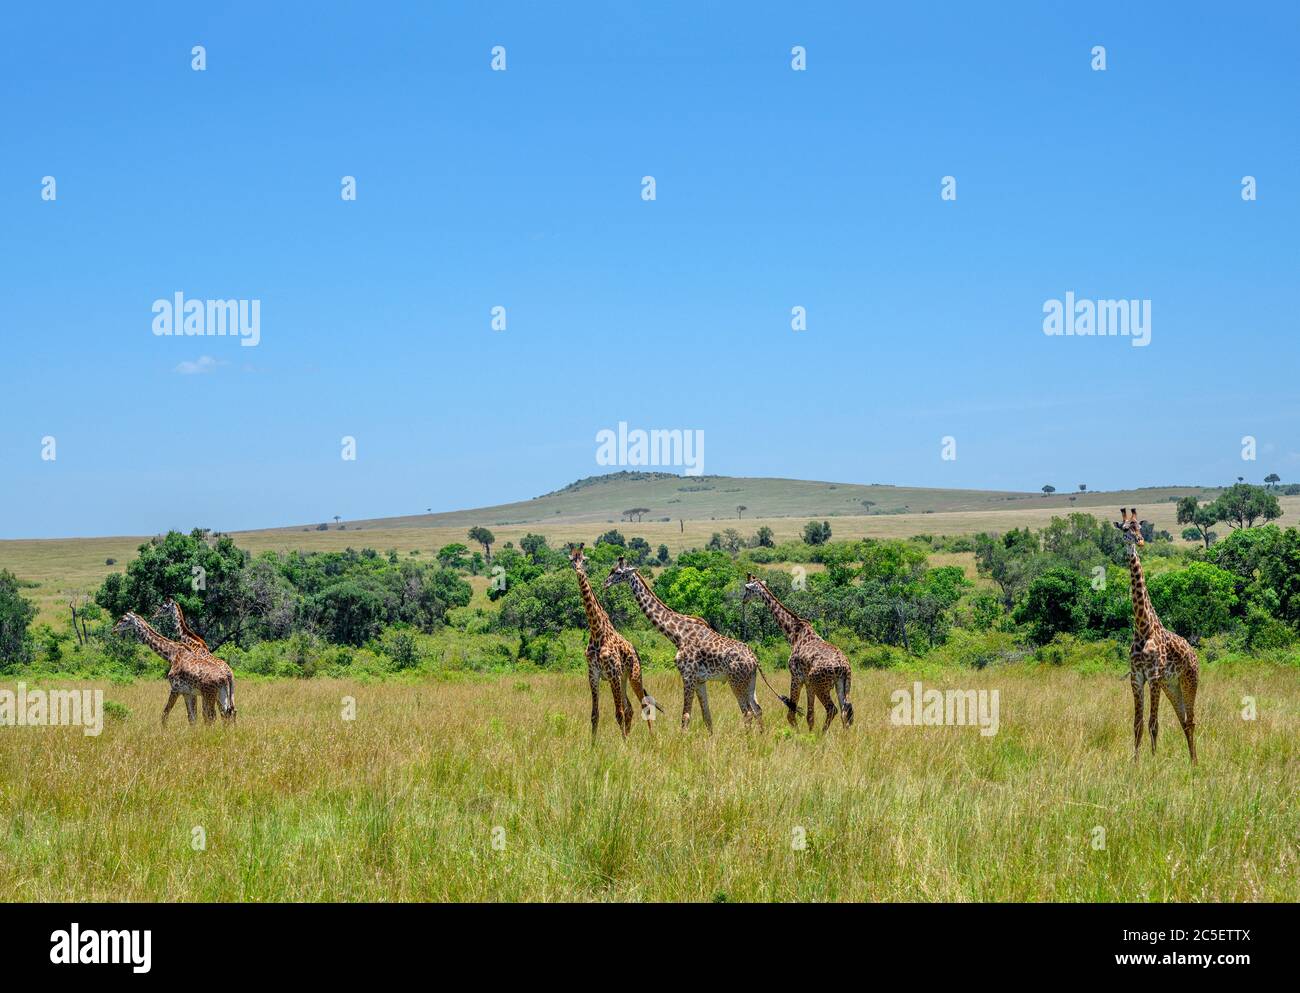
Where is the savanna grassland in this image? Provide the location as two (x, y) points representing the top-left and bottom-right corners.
(2, 666), (1296, 902)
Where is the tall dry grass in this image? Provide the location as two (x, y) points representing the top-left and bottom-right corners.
(1, 667), (1295, 901)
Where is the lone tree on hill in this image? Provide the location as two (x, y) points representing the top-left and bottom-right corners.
(467, 526), (496, 562)
(1041, 485), (1056, 497)
(736, 505), (747, 519)
(1265, 473), (1281, 489)
(623, 507), (650, 523)
(333, 515), (341, 527)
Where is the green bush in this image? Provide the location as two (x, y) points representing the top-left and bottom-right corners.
(1147, 562), (1238, 641)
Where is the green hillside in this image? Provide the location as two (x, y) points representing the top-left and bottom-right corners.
(269, 471), (1216, 532)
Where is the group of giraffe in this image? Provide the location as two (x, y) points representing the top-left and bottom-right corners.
(113, 600), (237, 725)
(106, 509), (1197, 763)
(569, 543), (853, 736)
(574, 508), (1200, 764)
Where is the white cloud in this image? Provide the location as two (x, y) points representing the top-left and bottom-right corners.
(174, 355), (227, 375)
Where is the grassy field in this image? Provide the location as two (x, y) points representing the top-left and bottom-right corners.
(2, 666), (1296, 901)
(7, 486), (1294, 627)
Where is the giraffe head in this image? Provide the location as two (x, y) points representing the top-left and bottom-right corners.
(604, 556), (636, 590)
(112, 611), (143, 636)
(1114, 507), (1147, 547)
(151, 598), (181, 634)
(742, 573), (764, 603)
(566, 542), (587, 575)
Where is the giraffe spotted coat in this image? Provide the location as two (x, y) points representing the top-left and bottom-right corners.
(1115, 508), (1199, 764)
(606, 557), (778, 731)
(743, 574), (854, 731)
(114, 611), (236, 725)
(567, 544), (659, 738)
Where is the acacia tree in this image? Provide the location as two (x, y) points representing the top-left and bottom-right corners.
(736, 505), (747, 519)
(1176, 496), (1218, 549)
(1264, 473), (1281, 489)
(1042, 485), (1056, 497)
(1213, 483), (1282, 530)
(467, 526), (496, 562)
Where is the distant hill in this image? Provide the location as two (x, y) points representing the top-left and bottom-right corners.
(263, 472), (1217, 533)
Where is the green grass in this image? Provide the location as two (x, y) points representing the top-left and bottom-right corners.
(2, 665), (1295, 901)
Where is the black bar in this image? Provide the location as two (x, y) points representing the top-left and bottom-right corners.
(0, 903), (1283, 981)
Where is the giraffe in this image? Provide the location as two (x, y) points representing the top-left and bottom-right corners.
(1115, 508), (1198, 764)
(568, 543), (661, 738)
(742, 574), (853, 732)
(152, 597), (209, 653)
(152, 598), (237, 721)
(113, 611), (236, 725)
(604, 557), (795, 731)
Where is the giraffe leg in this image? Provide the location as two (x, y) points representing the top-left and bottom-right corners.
(184, 694), (198, 726)
(816, 682), (837, 734)
(1148, 680), (1160, 755)
(201, 688), (218, 724)
(747, 672), (763, 731)
(787, 673), (804, 728)
(696, 682), (714, 733)
(807, 681), (817, 732)
(1181, 668), (1198, 765)
(608, 674), (629, 739)
(680, 675), (696, 732)
(1129, 671), (1145, 762)
(619, 670), (634, 735)
(729, 677), (759, 732)
(1166, 669), (1198, 765)
(626, 654), (655, 734)
(161, 690), (179, 727)
(626, 655), (651, 712)
(588, 663), (600, 741)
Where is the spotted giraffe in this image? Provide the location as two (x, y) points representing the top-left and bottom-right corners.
(114, 611), (236, 725)
(605, 557), (794, 731)
(568, 544), (661, 738)
(1115, 508), (1198, 764)
(743, 574), (853, 732)
(152, 597), (209, 652)
(152, 598), (237, 721)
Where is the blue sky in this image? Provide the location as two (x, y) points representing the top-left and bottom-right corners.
(2, 2), (1297, 538)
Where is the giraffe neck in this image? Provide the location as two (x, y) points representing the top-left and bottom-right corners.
(574, 568), (614, 642)
(625, 571), (695, 646)
(753, 581), (809, 644)
(1127, 546), (1158, 640)
(128, 616), (183, 663)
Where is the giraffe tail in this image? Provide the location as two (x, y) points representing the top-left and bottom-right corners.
(758, 666), (802, 717)
(837, 670), (854, 726)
